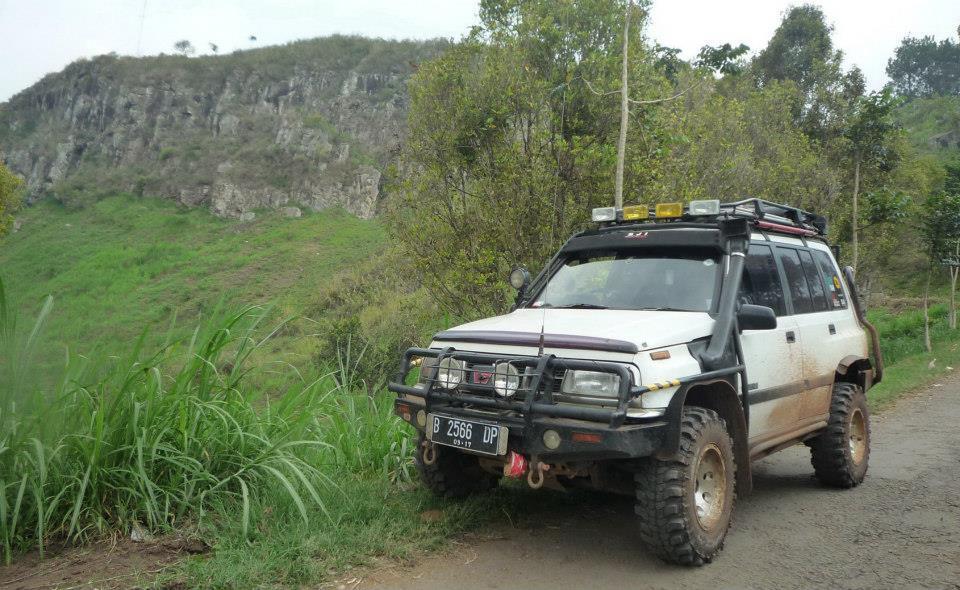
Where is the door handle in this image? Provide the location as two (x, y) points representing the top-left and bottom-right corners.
(786, 330), (796, 343)
(829, 324), (836, 335)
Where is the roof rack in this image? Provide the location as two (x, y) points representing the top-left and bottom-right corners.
(593, 198), (827, 237)
(721, 198), (827, 237)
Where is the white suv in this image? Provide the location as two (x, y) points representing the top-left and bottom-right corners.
(389, 199), (882, 566)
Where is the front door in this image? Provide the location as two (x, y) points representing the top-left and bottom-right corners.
(738, 242), (802, 445)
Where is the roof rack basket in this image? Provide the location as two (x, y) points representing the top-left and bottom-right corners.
(721, 198), (827, 236)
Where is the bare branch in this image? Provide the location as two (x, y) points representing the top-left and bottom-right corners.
(628, 78), (706, 105)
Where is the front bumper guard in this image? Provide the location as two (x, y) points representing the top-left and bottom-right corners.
(387, 347), (742, 431)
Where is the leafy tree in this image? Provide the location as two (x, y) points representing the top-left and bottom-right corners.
(173, 39), (195, 57)
(844, 88), (902, 270)
(389, 0), (669, 316)
(887, 34), (960, 98)
(753, 5), (836, 91)
(751, 5), (854, 141)
(920, 192), (960, 342)
(0, 163), (23, 237)
(696, 43), (750, 75)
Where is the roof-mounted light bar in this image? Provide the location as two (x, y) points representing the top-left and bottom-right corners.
(592, 200), (721, 223)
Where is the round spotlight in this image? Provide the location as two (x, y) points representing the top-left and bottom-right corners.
(436, 357), (465, 389)
(416, 410), (427, 427)
(542, 429), (561, 450)
(493, 362), (521, 397)
(509, 267), (530, 290)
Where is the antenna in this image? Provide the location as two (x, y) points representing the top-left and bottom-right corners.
(135, 0), (148, 56)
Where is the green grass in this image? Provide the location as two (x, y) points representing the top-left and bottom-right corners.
(0, 194), (385, 371)
(867, 302), (960, 408)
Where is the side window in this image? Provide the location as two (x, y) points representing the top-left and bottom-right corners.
(812, 249), (848, 309)
(799, 250), (829, 312)
(740, 244), (786, 316)
(776, 247), (813, 314)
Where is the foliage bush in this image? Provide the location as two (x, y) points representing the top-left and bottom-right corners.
(0, 278), (413, 564)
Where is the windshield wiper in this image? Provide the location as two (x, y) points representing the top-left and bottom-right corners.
(635, 307), (694, 312)
(554, 303), (609, 309)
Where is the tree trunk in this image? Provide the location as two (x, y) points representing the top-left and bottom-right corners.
(613, 0), (631, 210)
(851, 155), (861, 272)
(924, 267), (932, 353)
(951, 240), (959, 330)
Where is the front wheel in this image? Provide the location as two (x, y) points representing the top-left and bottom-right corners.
(809, 382), (870, 488)
(414, 434), (499, 499)
(635, 407), (736, 566)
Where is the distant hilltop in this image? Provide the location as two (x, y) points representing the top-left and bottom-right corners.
(0, 36), (448, 219)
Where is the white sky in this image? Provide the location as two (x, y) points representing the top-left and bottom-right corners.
(0, 0), (957, 102)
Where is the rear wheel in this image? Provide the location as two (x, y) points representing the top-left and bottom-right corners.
(635, 407), (736, 566)
(415, 434), (499, 498)
(809, 382), (870, 488)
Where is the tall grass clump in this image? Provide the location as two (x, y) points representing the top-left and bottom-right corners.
(0, 278), (413, 565)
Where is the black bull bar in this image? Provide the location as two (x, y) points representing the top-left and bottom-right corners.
(387, 346), (743, 429)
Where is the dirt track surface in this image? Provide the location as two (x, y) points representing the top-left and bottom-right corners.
(364, 383), (960, 590)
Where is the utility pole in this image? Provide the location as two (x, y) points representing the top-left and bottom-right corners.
(614, 0), (632, 210)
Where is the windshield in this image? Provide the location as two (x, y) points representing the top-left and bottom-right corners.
(530, 251), (720, 312)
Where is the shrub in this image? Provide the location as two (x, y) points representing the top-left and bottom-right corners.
(0, 278), (413, 563)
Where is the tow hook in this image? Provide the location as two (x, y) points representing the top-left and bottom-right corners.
(503, 451), (528, 478)
(527, 462), (550, 489)
(421, 441), (437, 466)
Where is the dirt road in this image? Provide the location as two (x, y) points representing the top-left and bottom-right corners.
(365, 382), (960, 590)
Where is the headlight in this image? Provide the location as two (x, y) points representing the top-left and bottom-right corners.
(436, 357), (465, 389)
(493, 362), (520, 397)
(561, 370), (621, 397)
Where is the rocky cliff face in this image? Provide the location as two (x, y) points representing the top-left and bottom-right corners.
(0, 36), (445, 219)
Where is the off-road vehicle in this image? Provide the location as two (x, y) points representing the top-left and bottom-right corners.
(388, 198), (882, 566)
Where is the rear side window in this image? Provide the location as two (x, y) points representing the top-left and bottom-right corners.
(740, 244), (786, 316)
(799, 250), (829, 312)
(776, 247), (813, 314)
(812, 249), (848, 309)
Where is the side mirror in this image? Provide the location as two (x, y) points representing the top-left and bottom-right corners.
(738, 304), (777, 331)
(509, 267), (531, 292)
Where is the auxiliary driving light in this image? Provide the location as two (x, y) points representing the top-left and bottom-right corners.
(591, 206), (617, 222)
(416, 410), (427, 427)
(688, 199), (721, 216)
(436, 357), (465, 389)
(655, 202), (683, 218)
(622, 205), (649, 221)
(493, 362), (521, 397)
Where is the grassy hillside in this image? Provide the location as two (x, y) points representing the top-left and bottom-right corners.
(0, 194), (385, 366)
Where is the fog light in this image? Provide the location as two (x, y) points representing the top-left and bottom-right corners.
(416, 410), (427, 427)
(542, 429), (561, 450)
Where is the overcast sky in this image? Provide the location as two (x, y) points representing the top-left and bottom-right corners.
(1, 0), (958, 102)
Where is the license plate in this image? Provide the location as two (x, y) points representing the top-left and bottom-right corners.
(426, 414), (508, 456)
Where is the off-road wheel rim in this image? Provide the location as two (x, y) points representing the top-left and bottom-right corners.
(694, 443), (727, 532)
(849, 407), (867, 465)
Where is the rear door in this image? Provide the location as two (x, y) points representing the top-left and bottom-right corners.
(738, 242), (801, 444)
(793, 246), (867, 420)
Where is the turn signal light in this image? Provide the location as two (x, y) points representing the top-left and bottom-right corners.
(396, 402), (411, 422)
(572, 432), (602, 444)
(649, 350), (671, 360)
(655, 202), (683, 218)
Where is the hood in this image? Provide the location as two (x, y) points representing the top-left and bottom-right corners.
(437, 308), (715, 354)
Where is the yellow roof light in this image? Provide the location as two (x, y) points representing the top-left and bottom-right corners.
(622, 205), (649, 221)
(655, 202), (683, 218)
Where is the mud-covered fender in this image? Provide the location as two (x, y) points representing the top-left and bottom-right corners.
(658, 378), (753, 495)
(837, 355), (874, 390)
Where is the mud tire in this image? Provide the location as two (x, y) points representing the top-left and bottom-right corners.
(809, 382), (870, 488)
(415, 434), (499, 499)
(635, 407), (736, 566)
